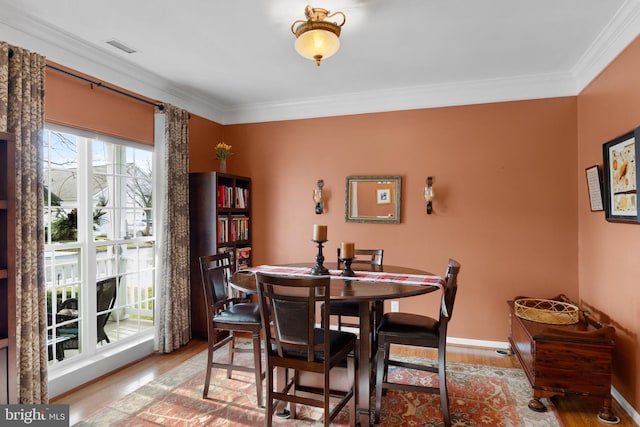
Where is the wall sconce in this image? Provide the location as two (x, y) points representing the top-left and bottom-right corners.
(424, 177), (434, 214)
(313, 179), (324, 214)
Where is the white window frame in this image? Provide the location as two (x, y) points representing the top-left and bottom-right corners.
(45, 123), (157, 395)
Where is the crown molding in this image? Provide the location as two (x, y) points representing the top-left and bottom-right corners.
(1, 1), (639, 125)
(222, 73), (577, 124)
(224, 0), (640, 124)
(0, 3), (226, 121)
(572, 0), (640, 92)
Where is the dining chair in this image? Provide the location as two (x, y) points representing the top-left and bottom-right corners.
(255, 272), (358, 427)
(200, 253), (264, 407)
(322, 248), (384, 331)
(374, 259), (461, 427)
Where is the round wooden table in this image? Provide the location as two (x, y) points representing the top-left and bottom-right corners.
(230, 262), (434, 299)
(230, 262), (440, 426)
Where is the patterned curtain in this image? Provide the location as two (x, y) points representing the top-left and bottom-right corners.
(155, 104), (191, 352)
(0, 42), (47, 403)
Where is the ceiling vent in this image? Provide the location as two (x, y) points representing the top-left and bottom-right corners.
(105, 39), (137, 54)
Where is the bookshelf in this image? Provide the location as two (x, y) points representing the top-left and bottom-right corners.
(0, 132), (16, 403)
(189, 172), (252, 339)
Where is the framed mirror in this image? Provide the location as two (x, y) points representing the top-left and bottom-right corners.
(345, 176), (401, 223)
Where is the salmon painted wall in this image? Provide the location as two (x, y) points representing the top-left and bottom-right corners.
(211, 98), (579, 344)
(45, 65), (222, 170)
(188, 113), (224, 172)
(578, 36), (640, 413)
(45, 62), (155, 145)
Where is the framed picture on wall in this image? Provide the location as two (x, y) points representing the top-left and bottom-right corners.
(602, 129), (639, 223)
(377, 188), (391, 204)
(585, 165), (604, 211)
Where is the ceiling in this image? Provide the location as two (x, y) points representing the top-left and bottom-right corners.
(1, 0), (639, 124)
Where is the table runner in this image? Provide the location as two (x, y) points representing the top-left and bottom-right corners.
(248, 265), (444, 288)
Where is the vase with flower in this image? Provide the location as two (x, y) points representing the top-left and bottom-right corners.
(215, 142), (232, 173)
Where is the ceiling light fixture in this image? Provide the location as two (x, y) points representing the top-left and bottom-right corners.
(291, 5), (346, 66)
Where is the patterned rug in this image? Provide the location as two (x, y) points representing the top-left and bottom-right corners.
(74, 344), (563, 427)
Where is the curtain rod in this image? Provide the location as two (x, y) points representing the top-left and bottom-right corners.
(46, 63), (164, 110)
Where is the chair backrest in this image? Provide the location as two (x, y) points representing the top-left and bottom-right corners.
(199, 253), (235, 318)
(337, 248), (384, 271)
(255, 272), (331, 363)
(440, 259), (461, 322)
(96, 277), (117, 313)
(96, 277), (118, 343)
(60, 298), (78, 311)
(200, 252), (235, 275)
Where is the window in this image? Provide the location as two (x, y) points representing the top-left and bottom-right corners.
(43, 125), (155, 365)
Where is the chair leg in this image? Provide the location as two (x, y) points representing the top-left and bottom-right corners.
(203, 342), (214, 399)
(252, 331), (263, 408)
(324, 363), (331, 427)
(291, 369), (298, 419)
(337, 315), (342, 331)
(382, 342), (390, 384)
(374, 340), (387, 424)
(265, 365), (274, 427)
(439, 343), (451, 427)
(226, 333), (234, 379)
(348, 349), (356, 427)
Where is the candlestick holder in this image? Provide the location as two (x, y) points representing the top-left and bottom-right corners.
(310, 239), (330, 275)
(340, 257), (355, 277)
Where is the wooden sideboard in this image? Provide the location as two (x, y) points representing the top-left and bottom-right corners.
(508, 295), (618, 423)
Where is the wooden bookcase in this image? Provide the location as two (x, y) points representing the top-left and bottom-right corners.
(189, 172), (252, 339)
(0, 132), (17, 403)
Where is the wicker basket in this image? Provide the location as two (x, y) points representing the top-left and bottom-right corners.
(514, 298), (579, 325)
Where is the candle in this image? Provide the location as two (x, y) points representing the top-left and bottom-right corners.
(341, 241), (355, 259)
(313, 224), (327, 241)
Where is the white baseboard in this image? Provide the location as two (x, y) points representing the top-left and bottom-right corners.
(611, 386), (640, 425)
(447, 336), (510, 349)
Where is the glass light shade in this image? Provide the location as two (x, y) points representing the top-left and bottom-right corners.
(424, 185), (434, 202)
(295, 29), (340, 62)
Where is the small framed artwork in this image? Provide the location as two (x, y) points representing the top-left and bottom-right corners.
(602, 129), (639, 223)
(585, 165), (603, 211)
(377, 188), (391, 204)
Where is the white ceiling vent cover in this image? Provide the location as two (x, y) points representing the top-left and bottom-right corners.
(105, 39), (137, 54)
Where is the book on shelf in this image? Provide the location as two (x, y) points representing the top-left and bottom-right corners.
(215, 246), (251, 272)
(217, 184), (234, 208)
(230, 215), (249, 241)
(217, 217), (229, 243)
(235, 246), (252, 270)
(216, 216), (249, 243)
(217, 246), (235, 263)
(235, 187), (249, 209)
(216, 246), (246, 299)
(217, 185), (224, 208)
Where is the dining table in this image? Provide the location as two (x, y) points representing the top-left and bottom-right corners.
(230, 261), (444, 426)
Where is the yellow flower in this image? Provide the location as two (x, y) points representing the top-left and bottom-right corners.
(215, 142), (233, 160)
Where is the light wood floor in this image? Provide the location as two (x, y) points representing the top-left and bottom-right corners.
(52, 338), (637, 426)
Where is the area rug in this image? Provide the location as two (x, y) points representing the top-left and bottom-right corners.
(74, 345), (562, 427)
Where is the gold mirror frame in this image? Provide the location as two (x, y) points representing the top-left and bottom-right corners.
(345, 176), (401, 224)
